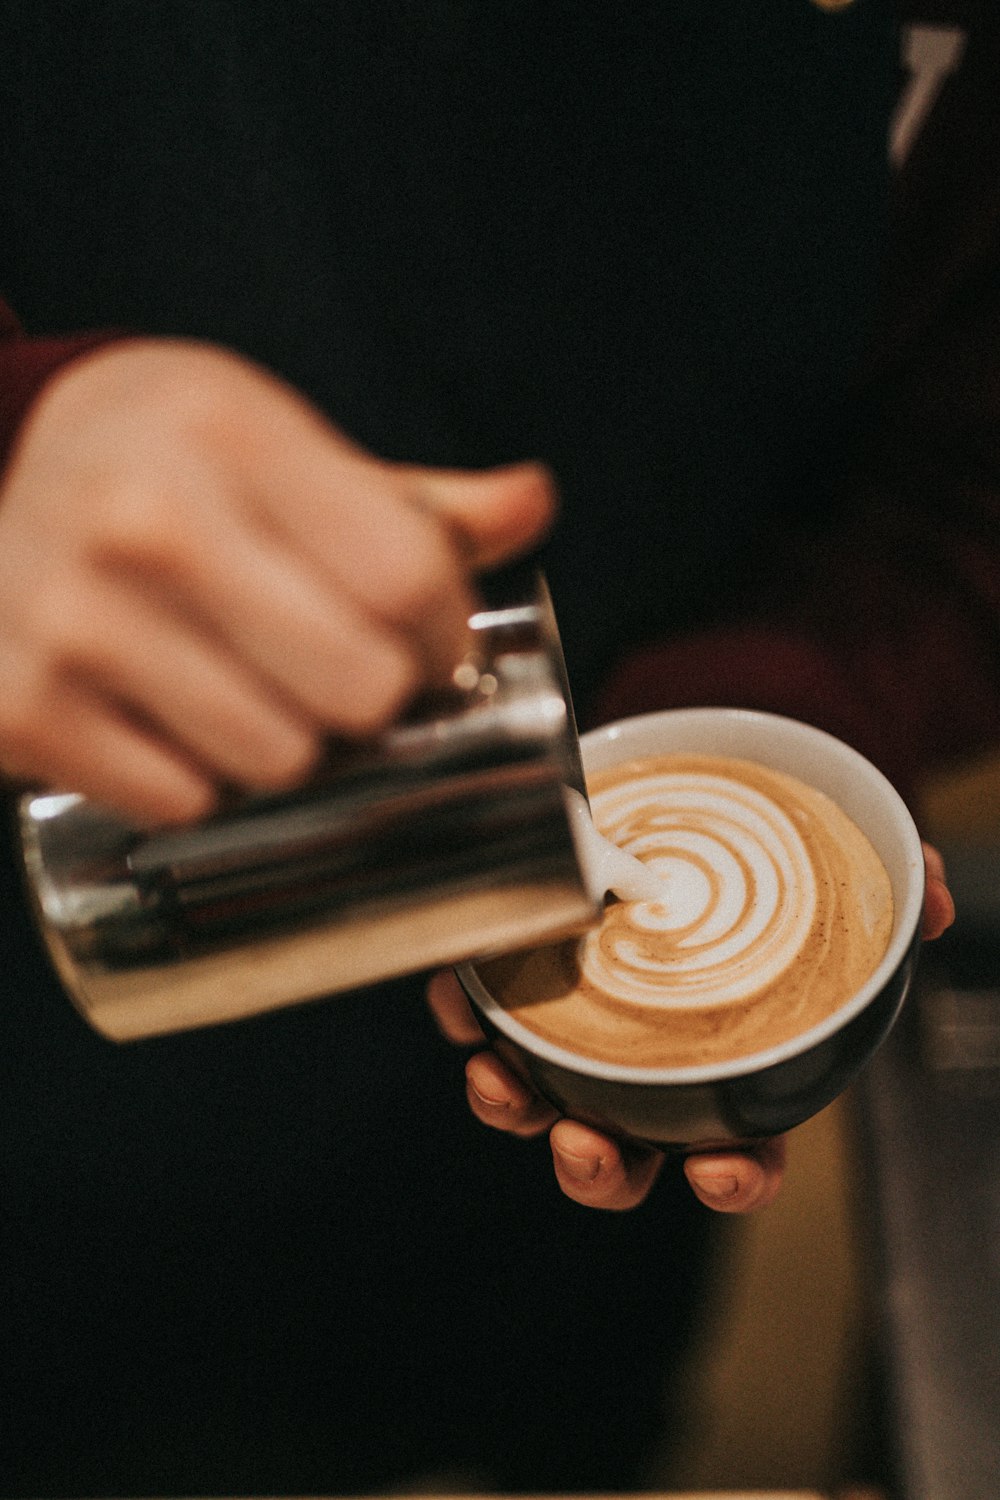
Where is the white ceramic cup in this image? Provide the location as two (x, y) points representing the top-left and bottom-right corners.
(458, 707), (925, 1150)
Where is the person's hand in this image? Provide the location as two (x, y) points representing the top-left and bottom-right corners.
(426, 968), (788, 1214)
(0, 339), (553, 824)
(921, 840), (955, 941)
(427, 840), (956, 1213)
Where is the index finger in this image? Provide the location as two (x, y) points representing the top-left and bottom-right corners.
(922, 841), (956, 942)
(426, 969), (485, 1045)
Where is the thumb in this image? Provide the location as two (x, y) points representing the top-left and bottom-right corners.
(395, 460), (557, 570)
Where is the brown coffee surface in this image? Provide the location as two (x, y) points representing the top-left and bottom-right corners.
(476, 753), (894, 1067)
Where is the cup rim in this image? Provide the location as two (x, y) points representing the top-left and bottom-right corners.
(458, 707), (925, 1085)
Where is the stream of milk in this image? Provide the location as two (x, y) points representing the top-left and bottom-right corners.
(564, 787), (667, 905)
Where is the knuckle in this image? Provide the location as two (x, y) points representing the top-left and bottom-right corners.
(376, 530), (456, 626)
(0, 676), (53, 765)
(334, 642), (420, 734)
(120, 342), (250, 439)
(245, 728), (320, 791)
(91, 481), (194, 576)
(27, 580), (110, 678)
(19, 581), (81, 670)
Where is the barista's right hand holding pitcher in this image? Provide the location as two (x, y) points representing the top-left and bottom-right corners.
(0, 339), (554, 825)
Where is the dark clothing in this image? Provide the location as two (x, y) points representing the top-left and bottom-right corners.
(1, 3), (998, 1497)
(0, 859), (708, 1495)
(1, 0), (896, 707)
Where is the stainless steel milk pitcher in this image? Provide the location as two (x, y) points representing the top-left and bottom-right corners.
(18, 584), (601, 1041)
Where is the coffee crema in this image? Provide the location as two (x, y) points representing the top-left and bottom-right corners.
(475, 753), (895, 1068)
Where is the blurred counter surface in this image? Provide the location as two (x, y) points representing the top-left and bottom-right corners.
(861, 838), (1000, 1500)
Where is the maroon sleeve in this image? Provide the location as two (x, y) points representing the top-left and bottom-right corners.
(596, 494), (1000, 811)
(0, 299), (126, 473)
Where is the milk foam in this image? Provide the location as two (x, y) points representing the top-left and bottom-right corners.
(582, 771), (818, 1009)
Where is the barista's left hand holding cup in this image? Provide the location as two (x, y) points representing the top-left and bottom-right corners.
(426, 843), (955, 1214)
(426, 970), (787, 1212)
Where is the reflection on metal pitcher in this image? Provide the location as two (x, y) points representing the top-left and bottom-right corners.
(18, 584), (601, 1041)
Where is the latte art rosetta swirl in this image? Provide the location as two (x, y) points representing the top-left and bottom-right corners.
(584, 773), (818, 1010)
(477, 753), (895, 1068)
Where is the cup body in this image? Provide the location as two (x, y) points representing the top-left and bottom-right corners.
(458, 708), (925, 1150)
(18, 593), (601, 1041)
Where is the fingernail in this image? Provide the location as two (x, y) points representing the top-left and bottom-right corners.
(469, 1079), (512, 1110)
(694, 1173), (740, 1202)
(552, 1146), (601, 1183)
